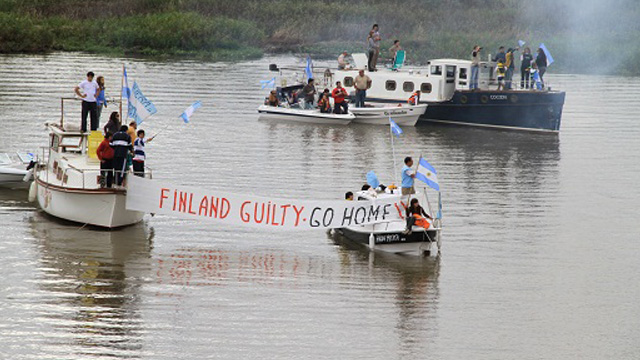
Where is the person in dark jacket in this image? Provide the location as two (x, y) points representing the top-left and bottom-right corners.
(103, 111), (121, 136)
(520, 47), (534, 89)
(111, 125), (132, 186)
(493, 46), (506, 63)
(403, 198), (433, 234)
(535, 48), (548, 88)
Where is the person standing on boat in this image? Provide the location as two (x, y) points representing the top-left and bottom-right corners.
(302, 78), (317, 109)
(111, 125), (132, 186)
(505, 48), (518, 89)
(332, 81), (349, 114)
(470, 45), (481, 90)
(367, 24), (381, 71)
(520, 47), (534, 89)
(74, 71), (99, 133)
(404, 198), (433, 234)
(535, 48), (547, 88)
(338, 51), (349, 70)
(496, 60), (506, 91)
(354, 70), (372, 108)
(95, 76), (107, 123)
(132, 129), (152, 178)
(493, 46), (506, 64)
(96, 132), (115, 188)
(401, 157), (416, 196)
(103, 111), (121, 136)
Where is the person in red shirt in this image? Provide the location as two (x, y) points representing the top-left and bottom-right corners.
(331, 81), (349, 114)
(96, 132), (115, 188)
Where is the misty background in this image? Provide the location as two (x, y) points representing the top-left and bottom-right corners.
(0, 0), (638, 74)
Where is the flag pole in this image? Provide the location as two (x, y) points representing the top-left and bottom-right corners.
(119, 64), (124, 122)
(389, 115), (399, 185)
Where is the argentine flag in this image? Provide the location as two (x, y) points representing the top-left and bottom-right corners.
(260, 77), (276, 89)
(389, 118), (403, 137)
(415, 157), (440, 191)
(539, 43), (554, 66)
(180, 101), (202, 123)
(305, 56), (313, 81)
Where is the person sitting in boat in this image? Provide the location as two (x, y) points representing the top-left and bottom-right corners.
(332, 81), (349, 114)
(302, 78), (317, 110)
(267, 90), (280, 107)
(318, 91), (332, 113)
(496, 60), (506, 91)
(408, 90), (421, 105)
(389, 40), (402, 63)
(338, 51), (349, 70)
(345, 191), (354, 201)
(404, 198), (433, 234)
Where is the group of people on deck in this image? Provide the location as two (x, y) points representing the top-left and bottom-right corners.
(471, 45), (549, 91)
(343, 156), (433, 233)
(74, 72), (151, 189)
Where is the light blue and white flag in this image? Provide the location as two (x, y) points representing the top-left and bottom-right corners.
(389, 118), (403, 137)
(128, 82), (157, 125)
(518, 40), (526, 48)
(260, 77), (276, 89)
(539, 43), (554, 66)
(415, 157), (440, 191)
(305, 56), (313, 81)
(180, 101), (202, 123)
(122, 65), (131, 100)
(366, 171), (380, 189)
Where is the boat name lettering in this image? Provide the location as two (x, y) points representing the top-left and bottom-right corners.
(375, 234), (403, 244)
(489, 95), (508, 100)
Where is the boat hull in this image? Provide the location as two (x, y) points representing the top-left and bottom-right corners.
(36, 179), (144, 228)
(0, 170), (29, 188)
(258, 105), (353, 125)
(350, 104), (426, 126)
(422, 90), (565, 132)
(336, 226), (440, 256)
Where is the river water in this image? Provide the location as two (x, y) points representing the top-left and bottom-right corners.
(0, 53), (638, 359)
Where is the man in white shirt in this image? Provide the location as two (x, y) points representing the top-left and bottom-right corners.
(74, 71), (99, 132)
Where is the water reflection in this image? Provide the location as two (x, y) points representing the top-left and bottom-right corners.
(29, 214), (153, 359)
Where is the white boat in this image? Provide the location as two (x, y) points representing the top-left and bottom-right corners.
(335, 189), (442, 256)
(350, 104), (427, 126)
(258, 105), (354, 125)
(32, 98), (146, 229)
(0, 152), (34, 188)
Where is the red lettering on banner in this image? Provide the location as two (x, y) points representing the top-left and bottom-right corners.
(240, 201), (251, 222)
(188, 193), (197, 215)
(293, 205), (304, 226)
(280, 204), (291, 226)
(254, 202), (265, 223)
(266, 201), (271, 225)
(173, 190), (177, 211)
(210, 197), (220, 217)
(199, 196), (209, 216)
(271, 204), (279, 226)
(178, 191), (188, 212)
(160, 188), (169, 209)
(220, 198), (230, 219)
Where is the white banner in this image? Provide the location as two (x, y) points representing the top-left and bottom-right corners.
(126, 177), (407, 230)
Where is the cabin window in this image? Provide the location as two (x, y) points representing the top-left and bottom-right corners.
(343, 77), (354, 87)
(446, 65), (456, 78)
(385, 80), (397, 91)
(431, 65), (442, 76)
(421, 83), (432, 93)
(403, 82), (415, 92)
(459, 68), (468, 79)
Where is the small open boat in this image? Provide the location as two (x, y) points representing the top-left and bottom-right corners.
(350, 104), (427, 126)
(0, 152), (34, 188)
(335, 189), (441, 256)
(258, 105), (354, 125)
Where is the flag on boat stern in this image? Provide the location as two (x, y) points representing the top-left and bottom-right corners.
(415, 157), (440, 191)
(180, 101), (202, 123)
(260, 77), (276, 89)
(128, 82), (157, 125)
(305, 56), (313, 81)
(539, 43), (554, 66)
(389, 118), (403, 137)
(366, 171), (380, 189)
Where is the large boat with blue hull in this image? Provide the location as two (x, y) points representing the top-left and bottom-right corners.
(274, 54), (566, 132)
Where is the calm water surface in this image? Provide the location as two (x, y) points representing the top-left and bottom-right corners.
(0, 53), (639, 359)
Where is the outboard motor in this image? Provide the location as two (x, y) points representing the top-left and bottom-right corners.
(269, 64), (279, 72)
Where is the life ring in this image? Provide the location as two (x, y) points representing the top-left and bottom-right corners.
(460, 95), (468, 104)
(480, 95), (489, 104)
(510, 94), (518, 103)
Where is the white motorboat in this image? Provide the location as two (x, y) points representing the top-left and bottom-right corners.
(258, 105), (354, 125)
(335, 189), (442, 256)
(350, 104), (427, 126)
(32, 97), (146, 229)
(0, 152), (34, 188)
